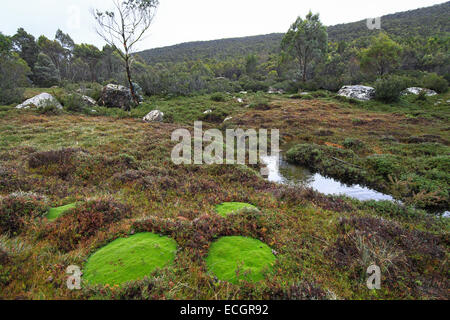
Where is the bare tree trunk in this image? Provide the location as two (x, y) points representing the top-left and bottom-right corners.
(125, 56), (139, 109)
(302, 62), (307, 82)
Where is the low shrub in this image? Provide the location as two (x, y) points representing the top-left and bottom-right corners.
(248, 97), (270, 110)
(365, 154), (401, 179)
(343, 138), (365, 150)
(28, 148), (82, 169)
(210, 93), (227, 102)
(0, 88), (25, 105)
(44, 199), (130, 251)
(0, 192), (49, 236)
(332, 216), (447, 298)
(62, 94), (89, 113)
(37, 103), (62, 115)
(0, 166), (20, 192)
(421, 73), (448, 94)
(374, 75), (411, 103)
(200, 108), (229, 123)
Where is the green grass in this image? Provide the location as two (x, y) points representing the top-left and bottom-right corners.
(83, 233), (177, 286)
(205, 236), (276, 284)
(46, 203), (77, 221)
(215, 202), (259, 217)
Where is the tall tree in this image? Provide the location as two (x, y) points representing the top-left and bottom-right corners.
(33, 53), (60, 87)
(55, 29), (75, 52)
(281, 12), (328, 82)
(93, 0), (159, 108)
(37, 35), (66, 74)
(12, 28), (39, 71)
(74, 44), (103, 82)
(360, 33), (403, 76)
(0, 33), (31, 104)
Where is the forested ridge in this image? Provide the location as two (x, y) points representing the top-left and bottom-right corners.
(139, 2), (450, 64)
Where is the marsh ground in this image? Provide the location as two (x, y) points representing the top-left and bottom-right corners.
(0, 90), (448, 300)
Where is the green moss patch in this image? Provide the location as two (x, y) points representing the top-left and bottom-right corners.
(205, 236), (276, 284)
(46, 202), (77, 221)
(83, 233), (177, 286)
(215, 202), (258, 217)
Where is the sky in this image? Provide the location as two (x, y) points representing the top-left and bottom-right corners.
(0, 0), (447, 51)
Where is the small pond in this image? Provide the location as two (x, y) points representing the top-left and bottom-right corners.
(262, 154), (395, 202)
(261, 154), (449, 217)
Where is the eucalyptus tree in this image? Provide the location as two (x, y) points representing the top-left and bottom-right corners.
(93, 0), (159, 107)
(282, 12), (328, 82)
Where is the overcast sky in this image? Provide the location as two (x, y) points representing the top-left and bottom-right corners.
(0, 0), (447, 51)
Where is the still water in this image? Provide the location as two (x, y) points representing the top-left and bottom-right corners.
(261, 154), (449, 217)
(261, 155), (395, 202)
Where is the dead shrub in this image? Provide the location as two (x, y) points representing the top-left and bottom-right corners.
(332, 216), (448, 298)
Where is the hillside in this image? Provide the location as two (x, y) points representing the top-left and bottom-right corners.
(138, 1), (450, 64)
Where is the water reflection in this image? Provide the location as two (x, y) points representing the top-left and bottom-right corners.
(261, 155), (395, 202)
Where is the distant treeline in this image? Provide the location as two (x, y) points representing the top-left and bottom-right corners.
(0, 1), (449, 104)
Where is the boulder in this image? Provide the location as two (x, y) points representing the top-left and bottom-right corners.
(401, 87), (437, 96)
(81, 95), (97, 107)
(236, 98), (244, 104)
(223, 116), (233, 123)
(338, 85), (375, 101)
(98, 84), (133, 109)
(16, 93), (63, 109)
(268, 87), (285, 94)
(143, 110), (164, 122)
(203, 109), (213, 114)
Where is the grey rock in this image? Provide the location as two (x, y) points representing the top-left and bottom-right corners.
(338, 85), (376, 101)
(401, 87), (437, 96)
(98, 84), (133, 109)
(268, 87), (285, 94)
(81, 95), (97, 107)
(143, 110), (164, 122)
(16, 93), (63, 110)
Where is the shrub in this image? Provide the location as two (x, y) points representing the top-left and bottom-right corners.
(62, 94), (89, 113)
(374, 75), (410, 103)
(248, 97), (270, 110)
(210, 93), (227, 102)
(343, 138), (365, 150)
(200, 108), (229, 123)
(0, 88), (24, 105)
(421, 73), (448, 93)
(44, 199), (130, 251)
(0, 166), (20, 192)
(365, 154), (401, 179)
(0, 192), (49, 236)
(28, 148), (81, 169)
(38, 101), (62, 115)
